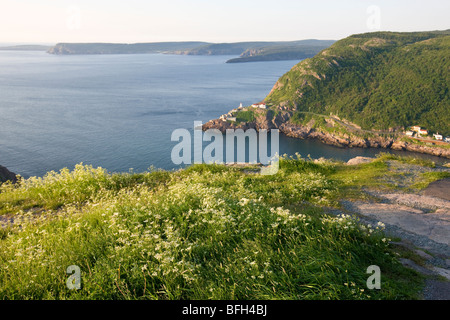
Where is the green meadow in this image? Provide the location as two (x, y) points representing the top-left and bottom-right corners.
(1, 154), (437, 300)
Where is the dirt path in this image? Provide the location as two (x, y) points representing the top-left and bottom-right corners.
(297, 111), (399, 136)
(337, 160), (450, 300)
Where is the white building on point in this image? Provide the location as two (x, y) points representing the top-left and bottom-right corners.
(252, 102), (267, 109)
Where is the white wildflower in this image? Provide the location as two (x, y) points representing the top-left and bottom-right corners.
(239, 198), (250, 206)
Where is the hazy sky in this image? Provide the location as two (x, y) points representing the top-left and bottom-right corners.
(1, 0), (449, 44)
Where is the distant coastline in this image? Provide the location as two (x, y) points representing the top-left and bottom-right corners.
(0, 41), (336, 63)
(0, 45), (52, 51)
(42, 40), (335, 63)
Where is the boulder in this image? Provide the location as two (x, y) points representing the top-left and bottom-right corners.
(346, 156), (374, 165)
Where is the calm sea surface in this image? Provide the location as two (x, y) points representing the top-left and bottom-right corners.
(0, 51), (444, 178)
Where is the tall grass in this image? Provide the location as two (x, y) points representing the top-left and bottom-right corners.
(0, 158), (421, 299)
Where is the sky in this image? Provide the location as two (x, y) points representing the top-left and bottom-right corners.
(0, 0), (449, 44)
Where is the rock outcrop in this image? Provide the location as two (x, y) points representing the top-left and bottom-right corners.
(391, 140), (450, 158)
(346, 157), (375, 165)
(0, 165), (17, 183)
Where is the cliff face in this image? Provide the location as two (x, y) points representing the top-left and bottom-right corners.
(0, 165), (17, 184)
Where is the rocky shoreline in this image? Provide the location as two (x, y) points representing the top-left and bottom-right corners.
(279, 123), (450, 158)
(202, 111), (450, 159)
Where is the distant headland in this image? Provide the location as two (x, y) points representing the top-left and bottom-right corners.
(203, 30), (450, 159)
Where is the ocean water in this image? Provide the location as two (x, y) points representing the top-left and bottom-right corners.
(0, 51), (444, 178)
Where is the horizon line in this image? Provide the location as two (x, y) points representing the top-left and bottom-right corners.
(2, 27), (449, 46)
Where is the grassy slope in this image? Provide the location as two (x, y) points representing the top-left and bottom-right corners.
(265, 31), (450, 136)
(0, 156), (437, 300)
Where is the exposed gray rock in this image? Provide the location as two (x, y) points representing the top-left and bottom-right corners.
(423, 280), (450, 300)
(346, 156), (375, 165)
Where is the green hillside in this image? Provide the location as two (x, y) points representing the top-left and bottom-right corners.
(265, 30), (450, 135)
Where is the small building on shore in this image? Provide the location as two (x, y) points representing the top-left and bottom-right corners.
(252, 102), (267, 109)
(405, 131), (414, 137)
(433, 133), (443, 140)
(418, 129), (428, 136)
